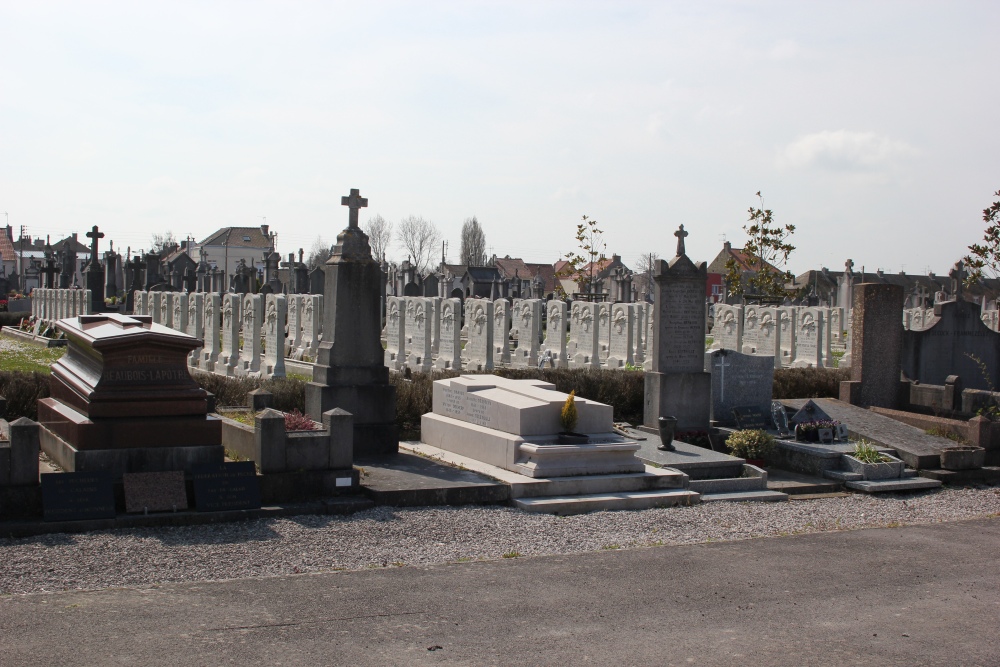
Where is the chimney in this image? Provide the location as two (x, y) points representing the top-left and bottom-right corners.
(724, 241), (732, 252)
(260, 224), (269, 237)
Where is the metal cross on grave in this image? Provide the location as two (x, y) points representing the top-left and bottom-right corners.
(341, 189), (368, 229)
(949, 261), (967, 301)
(86, 225), (105, 270)
(674, 224), (689, 257)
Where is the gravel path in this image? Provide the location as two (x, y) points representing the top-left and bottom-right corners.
(1, 486), (999, 596)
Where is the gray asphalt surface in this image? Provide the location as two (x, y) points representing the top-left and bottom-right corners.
(2, 517), (999, 666)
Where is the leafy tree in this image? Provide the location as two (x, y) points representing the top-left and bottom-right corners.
(460, 216), (487, 266)
(558, 215), (607, 297)
(396, 215), (441, 273)
(724, 192), (795, 298)
(963, 189), (1000, 284)
(149, 231), (177, 254)
(363, 214), (393, 263)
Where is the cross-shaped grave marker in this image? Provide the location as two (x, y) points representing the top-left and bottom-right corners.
(675, 224), (689, 256)
(86, 225), (105, 272)
(714, 352), (732, 402)
(341, 188), (368, 228)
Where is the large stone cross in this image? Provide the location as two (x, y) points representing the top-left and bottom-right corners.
(949, 261), (967, 300)
(40, 257), (61, 288)
(341, 188), (368, 229)
(86, 225), (105, 270)
(675, 224), (689, 257)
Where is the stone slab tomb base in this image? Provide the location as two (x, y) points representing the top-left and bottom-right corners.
(420, 375), (643, 478)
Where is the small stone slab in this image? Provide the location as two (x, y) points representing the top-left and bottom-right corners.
(192, 462), (261, 512)
(732, 406), (772, 430)
(41, 471), (116, 522)
(845, 478), (942, 493)
(123, 471), (188, 513)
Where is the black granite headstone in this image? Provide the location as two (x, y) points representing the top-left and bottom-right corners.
(41, 471), (116, 522)
(732, 405), (772, 430)
(192, 461), (262, 512)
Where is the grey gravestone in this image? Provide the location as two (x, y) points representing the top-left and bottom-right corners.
(192, 462), (262, 511)
(644, 226), (711, 431)
(841, 283), (906, 408)
(41, 471), (116, 522)
(708, 349), (774, 427)
(790, 399), (832, 425)
(123, 471), (188, 513)
(731, 406), (772, 430)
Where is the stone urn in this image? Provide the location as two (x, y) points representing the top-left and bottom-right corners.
(657, 416), (678, 452)
(940, 446), (986, 471)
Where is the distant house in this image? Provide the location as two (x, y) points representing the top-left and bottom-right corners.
(191, 224), (275, 285)
(462, 266), (504, 298)
(554, 254), (629, 300)
(0, 226), (17, 281)
(707, 241), (783, 303)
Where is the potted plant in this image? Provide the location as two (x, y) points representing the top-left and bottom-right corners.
(843, 441), (904, 480)
(725, 429), (775, 467)
(557, 391), (588, 445)
(795, 420), (819, 443)
(940, 446), (986, 470)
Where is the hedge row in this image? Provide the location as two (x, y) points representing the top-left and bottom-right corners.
(0, 367), (852, 432)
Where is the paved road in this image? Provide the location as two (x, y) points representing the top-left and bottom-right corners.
(2, 518), (999, 666)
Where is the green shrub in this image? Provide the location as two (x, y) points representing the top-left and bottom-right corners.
(725, 429), (775, 460)
(0, 313), (28, 328)
(0, 371), (50, 421)
(852, 440), (890, 464)
(772, 367), (850, 399)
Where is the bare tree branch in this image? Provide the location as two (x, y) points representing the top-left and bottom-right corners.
(396, 215), (441, 273)
(306, 235), (332, 269)
(363, 214), (394, 263)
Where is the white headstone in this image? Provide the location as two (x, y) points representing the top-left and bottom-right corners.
(434, 298), (463, 370)
(570, 302), (600, 369)
(406, 297), (433, 373)
(756, 306), (782, 370)
(511, 298), (541, 367)
(264, 293), (287, 378)
(240, 293), (263, 375)
(792, 307), (824, 368)
(711, 304), (743, 352)
(464, 298), (494, 371)
(606, 302), (634, 368)
(202, 293), (221, 370)
(220, 293), (241, 374)
(384, 296), (406, 371)
(493, 299), (511, 364)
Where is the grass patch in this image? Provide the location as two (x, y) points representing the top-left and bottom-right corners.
(0, 340), (65, 374)
(501, 550), (522, 559)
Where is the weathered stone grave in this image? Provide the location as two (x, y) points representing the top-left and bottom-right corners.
(707, 349), (774, 427)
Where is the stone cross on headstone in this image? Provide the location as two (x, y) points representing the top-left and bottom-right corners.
(341, 188), (368, 228)
(714, 353), (732, 402)
(845, 258), (854, 274)
(949, 261), (967, 301)
(86, 225), (105, 269)
(674, 225), (688, 257)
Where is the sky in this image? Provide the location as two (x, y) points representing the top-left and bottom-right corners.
(2, 1), (999, 276)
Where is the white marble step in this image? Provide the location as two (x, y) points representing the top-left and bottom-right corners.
(845, 478), (943, 493)
(699, 490), (789, 503)
(514, 489), (700, 515)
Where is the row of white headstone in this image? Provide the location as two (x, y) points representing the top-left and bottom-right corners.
(383, 296), (656, 373)
(709, 304), (851, 369)
(132, 290), (322, 379)
(30, 288), (93, 324)
(906, 306), (1000, 332)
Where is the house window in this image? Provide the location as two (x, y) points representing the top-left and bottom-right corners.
(712, 285), (722, 295)
(242, 236), (251, 242)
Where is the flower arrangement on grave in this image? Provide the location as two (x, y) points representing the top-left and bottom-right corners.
(852, 440), (891, 464)
(795, 419), (841, 442)
(0, 299), (7, 312)
(725, 429), (775, 462)
(284, 408), (320, 432)
(560, 390), (578, 433)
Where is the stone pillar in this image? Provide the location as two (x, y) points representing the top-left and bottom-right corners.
(643, 242), (711, 431)
(840, 283), (905, 409)
(305, 190), (397, 458)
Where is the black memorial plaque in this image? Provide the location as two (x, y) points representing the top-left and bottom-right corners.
(731, 405), (773, 431)
(192, 461), (261, 512)
(41, 471), (116, 522)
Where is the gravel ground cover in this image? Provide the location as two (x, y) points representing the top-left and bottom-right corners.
(2, 486), (999, 596)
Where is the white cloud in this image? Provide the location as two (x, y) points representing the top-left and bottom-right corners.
(780, 130), (918, 170)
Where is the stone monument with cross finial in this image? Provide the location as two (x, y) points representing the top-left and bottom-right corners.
(305, 188), (398, 457)
(85, 225), (106, 312)
(644, 225), (711, 431)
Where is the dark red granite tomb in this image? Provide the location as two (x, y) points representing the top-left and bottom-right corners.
(37, 314), (223, 474)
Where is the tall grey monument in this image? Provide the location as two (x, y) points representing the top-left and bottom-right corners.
(305, 189), (398, 457)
